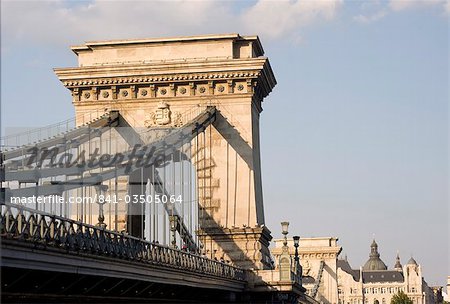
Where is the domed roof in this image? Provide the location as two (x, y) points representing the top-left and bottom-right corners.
(363, 239), (388, 271)
(364, 258), (388, 271)
(407, 257), (418, 265)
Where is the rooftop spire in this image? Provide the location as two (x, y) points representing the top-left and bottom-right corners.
(407, 256), (418, 266)
(363, 239), (387, 271)
(370, 239), (380, 258)
(394, 252), (402, 271)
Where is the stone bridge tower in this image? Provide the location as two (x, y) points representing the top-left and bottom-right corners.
(55, 34), (277, 270)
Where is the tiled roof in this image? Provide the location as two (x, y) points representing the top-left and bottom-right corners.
(362, 271), (404, 283)
(337, 259), (360, 281)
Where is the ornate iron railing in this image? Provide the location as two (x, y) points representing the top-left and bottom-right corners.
(0, 203), (246, 282)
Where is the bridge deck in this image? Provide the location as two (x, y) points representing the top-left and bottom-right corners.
(1, 203), (246, 301)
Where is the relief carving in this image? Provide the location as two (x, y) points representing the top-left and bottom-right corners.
(144, 101), (182, 128)
(303, 259), (312, 276)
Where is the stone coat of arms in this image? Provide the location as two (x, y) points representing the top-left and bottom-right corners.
(145, 101), (182, 128)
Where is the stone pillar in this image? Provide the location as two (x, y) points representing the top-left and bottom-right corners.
(55, 33), (277, 270)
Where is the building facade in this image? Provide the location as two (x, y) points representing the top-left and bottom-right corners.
(272, 237), (342, 304)
(442, 276), (450, 302)
(337, 241), (434, 304)
(271, 238), (436, 304)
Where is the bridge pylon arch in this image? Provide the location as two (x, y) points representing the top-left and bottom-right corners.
(55, 33), (277, 270)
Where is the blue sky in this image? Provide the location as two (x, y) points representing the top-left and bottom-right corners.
(1, 0), (448, 285)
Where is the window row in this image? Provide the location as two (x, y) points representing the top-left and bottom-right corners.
(364, 287), (403, 294)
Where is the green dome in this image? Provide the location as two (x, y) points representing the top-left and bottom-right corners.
(363, 239), (388, 271)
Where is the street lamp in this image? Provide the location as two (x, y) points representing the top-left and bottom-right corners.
(293, 236), (301, 276)
(281, 221), (289, 246)
(293, 235), (300, 260)
(95, 184), (108, 229)
(169, 215), (179, 248)
(279, 221), (291, 281)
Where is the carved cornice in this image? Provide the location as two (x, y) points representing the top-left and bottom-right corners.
(68, 80), (263, 107)
(272, 246), (342, 255)
(55, 58), (276, 100)
(60, 71), (261, 87)
(272, 252), (339, 260)
(299, 252), (339, 260)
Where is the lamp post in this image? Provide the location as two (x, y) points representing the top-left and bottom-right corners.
(95, 184), (108, 229)
(281, 221), (289, 248)
(279, 221), (291, 281)
(169, 215), (178, 248)
(293, 235), (302, 284)
(293, 235), (300, 267)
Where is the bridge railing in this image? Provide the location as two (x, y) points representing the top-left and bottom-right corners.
(0, 106), (114, 149)
(0, 202), (246, 282)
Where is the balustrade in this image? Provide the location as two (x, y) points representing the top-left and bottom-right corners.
(0, 203), (245, 281)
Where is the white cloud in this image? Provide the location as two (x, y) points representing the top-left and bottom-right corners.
(1, 0), (234, 47)
(242, 0), (343, 39)
(0, 0), (343, 48)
